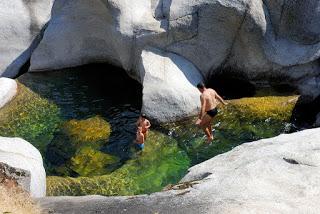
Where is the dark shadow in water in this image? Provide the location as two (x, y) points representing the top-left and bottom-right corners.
(291, 95), (320, 128)
(18, 63), (143, 174)
(207, 67), (256, 99)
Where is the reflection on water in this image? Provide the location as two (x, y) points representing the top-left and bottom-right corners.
(2, 64), (298, 196)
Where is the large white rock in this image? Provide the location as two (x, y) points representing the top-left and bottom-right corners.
(0, 137), (46, 197)
(2, 0), (320, 121)
(0, 0), (53, 77)
(39, 128), (320, 213)
(0, 78), (17, 109)
(27, 0), (320, 122)
(139, 48), (203, 122)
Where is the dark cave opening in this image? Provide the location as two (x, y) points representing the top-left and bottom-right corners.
(206, 69), (256, 99)
(291, 95), (320, 128)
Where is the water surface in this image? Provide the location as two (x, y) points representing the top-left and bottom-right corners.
(0, 64), (298, 196)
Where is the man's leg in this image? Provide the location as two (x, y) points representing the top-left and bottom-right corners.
(200, 115), (213, 143)
(208, 123), (213, 140)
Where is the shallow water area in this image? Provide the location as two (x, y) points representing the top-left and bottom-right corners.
(0, 64), (298, 196)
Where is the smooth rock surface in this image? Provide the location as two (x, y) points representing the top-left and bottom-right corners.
(0, 78), (17, 109)
(30, 0), (320, 76)
(1, 0), (320, 122)
(140, 48), (203, 123)
(27, 0), (320, 122)
(39, 128), (320, 213)
(0, 137), (46, 197)
(0, 0), (53, 77)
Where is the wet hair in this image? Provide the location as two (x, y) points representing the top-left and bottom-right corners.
(197, 82), (206, 89)
(141, 113), (146, 118)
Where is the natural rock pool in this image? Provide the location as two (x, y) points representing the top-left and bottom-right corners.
(0, 64), (299, 196)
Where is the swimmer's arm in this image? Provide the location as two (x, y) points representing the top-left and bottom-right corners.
(141, 134), (145, 144)
(146, 120), (151, 129)
(215, 92), (227, 105)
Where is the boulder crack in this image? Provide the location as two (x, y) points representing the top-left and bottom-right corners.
(283, 157), (317, 167)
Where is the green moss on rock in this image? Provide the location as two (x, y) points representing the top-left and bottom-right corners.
(225, 96), (298, 121)
(162, 95), (298, 165)
(0, 82), (60, 153)
(46, 116), (113, 176)
(61, 116), (111, 146)
(47, 131), (190, 196)
(70, 146), (119, 177)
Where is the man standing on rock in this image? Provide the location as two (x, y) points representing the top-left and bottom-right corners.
(196, 82), (227, 143)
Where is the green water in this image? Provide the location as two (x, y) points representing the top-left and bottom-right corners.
(0, 65), (298, 196)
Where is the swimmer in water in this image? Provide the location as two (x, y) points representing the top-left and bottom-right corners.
(136, 113), (151, 140)
(135, 126), (145, 150)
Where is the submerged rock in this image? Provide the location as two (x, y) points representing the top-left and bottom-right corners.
(46, 131), (190, 196)
(70, 147), (119, 177)
(46, 116), (113, 177)
(0, 137), (46, 197)
(61, 116), (111, 145)
(39, 128), (320, 213)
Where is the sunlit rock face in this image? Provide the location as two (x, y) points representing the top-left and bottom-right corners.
(38, 128), (320, 213)
(1, 0), (320, 121)
(0, 0), (53, 77)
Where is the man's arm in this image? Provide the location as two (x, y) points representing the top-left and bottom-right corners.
(215, 92), (227, 105)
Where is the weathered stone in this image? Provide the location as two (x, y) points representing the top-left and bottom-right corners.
(0, 162), (31, 193)
(0, 0), (53, 77)
(0, 78), (17, 109)
(1, 0), (320, 122)
(0, 137), (46, 197)
(139, 48), (203, 123)
(39, 128), (320, 213)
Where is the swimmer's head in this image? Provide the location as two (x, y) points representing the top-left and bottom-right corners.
(141, 113), (147, 119)
(137, 126), (142, 132)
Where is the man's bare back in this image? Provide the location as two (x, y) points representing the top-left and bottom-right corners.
(201, 88), (219, 112)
